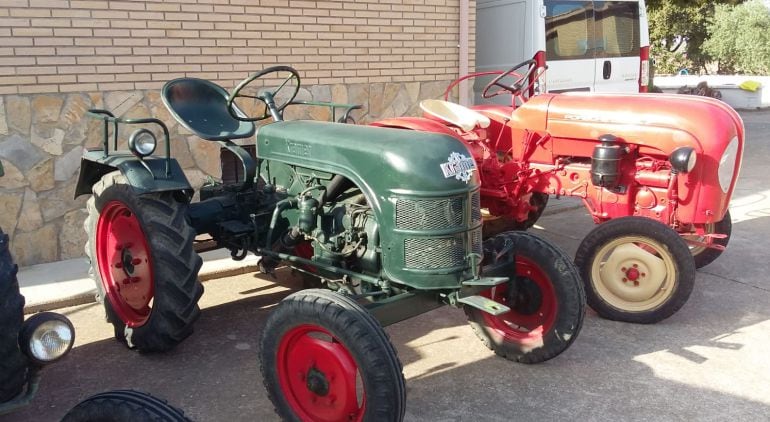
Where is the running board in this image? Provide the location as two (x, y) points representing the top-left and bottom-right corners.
(462, 277), (508, 287)
(457, 295), (510, 316)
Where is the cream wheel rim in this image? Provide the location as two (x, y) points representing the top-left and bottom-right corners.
(591, 235), (677, 312)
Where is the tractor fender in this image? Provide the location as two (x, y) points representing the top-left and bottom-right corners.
(369, 117), (464, 141)
(74, 150), (192, 199)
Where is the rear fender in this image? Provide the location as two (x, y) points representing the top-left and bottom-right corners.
(74, 150), (192, 198)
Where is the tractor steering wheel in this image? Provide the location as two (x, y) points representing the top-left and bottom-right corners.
(228, 65), (301, 122)
(482, 59), (537, 99)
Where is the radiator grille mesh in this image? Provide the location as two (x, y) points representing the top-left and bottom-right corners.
(471, 191), (481, 224)
(396, 197), (464, 230)
(404, 236), (466, 269)
(403, 229), (483, 270)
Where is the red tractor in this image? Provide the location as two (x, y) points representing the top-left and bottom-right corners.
(372, 59), (744, 324)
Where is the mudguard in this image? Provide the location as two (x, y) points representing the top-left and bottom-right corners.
(74, 150), (191, 198)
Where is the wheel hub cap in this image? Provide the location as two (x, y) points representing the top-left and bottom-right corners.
(598, 242), (668, 303)
(305, 367), (330, 397)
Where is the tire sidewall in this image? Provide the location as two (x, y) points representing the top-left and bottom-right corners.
(260, 290), (404, 422)
(0, 228), (29, 402)
(469, 231), (585, 363)
(86, 172), (203, 351)
(576, 217), (696, 323)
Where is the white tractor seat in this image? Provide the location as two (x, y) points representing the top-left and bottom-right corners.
(419, 99), (491, 132)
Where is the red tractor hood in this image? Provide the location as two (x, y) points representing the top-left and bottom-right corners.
(511, 92), (744, 159)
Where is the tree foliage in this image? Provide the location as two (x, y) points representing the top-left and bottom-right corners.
(702, 0), (770, 74)
(646, 0), (746, 75)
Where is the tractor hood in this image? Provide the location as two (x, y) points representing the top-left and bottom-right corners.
(257, 120), (479, 197)
(512, 92), (744, 159)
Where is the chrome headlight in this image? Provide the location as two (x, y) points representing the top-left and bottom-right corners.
(128, 128), (157, 158)
(669, 147), (697, 173)
(718, 136), (739, 192)
(20, 312), (75, 365)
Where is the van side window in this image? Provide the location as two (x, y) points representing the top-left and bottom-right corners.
(594, 1), (640, 58)
(544, 1), (593, 61)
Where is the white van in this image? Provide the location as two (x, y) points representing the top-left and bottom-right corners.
(475, 0), (650, 94)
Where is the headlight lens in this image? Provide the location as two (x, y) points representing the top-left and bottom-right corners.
(128, 128), (157, 157)
(20, 312), (75, 365)
(718, 136), (739, 192)
(669, 147), (697, 173)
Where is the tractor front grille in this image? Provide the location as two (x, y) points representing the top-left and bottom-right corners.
(404, 228), (483, 270)
(395, 197), (464, 230)
(471, 191), (481, 224)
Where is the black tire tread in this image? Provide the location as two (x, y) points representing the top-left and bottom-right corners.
(574, 216), (696, 324)
(0, 228), (28, 403)
(60, 389), (191, 422)
(84, 171), (203, 352)
(260, 289), (406, 422)
(466, 231), (586, 364)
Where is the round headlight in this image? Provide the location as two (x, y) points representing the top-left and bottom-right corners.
(20, 312), (75, 365)
(669, 147), (697, 173)
(128, 128), (157, 157)
(718, 136), (739, 193)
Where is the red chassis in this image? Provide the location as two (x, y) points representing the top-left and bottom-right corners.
(372, 63), (744, 324)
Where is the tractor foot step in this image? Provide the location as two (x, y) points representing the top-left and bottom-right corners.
(457, 295), (510, 316)
(462, 277), (508, 287)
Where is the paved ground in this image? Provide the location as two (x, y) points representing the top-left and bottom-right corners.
(7, 110), (770, 421)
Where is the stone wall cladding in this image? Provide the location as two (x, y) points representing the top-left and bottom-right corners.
(0, 0), (477, 266)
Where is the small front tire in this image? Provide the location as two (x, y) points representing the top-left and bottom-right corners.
(575, 217), (696, 324)
(260, 289), (406, 422)
(60, 390), (190, 422)
(466, 231), (585, 363)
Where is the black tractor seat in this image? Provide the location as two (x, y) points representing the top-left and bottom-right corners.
(162, 78), (255, 141)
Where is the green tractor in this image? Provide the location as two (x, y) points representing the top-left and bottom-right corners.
(75, 66), (586, 421)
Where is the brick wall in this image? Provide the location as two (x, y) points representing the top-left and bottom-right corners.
(0, 0), (476, 95)
(0, 0), (476, 266)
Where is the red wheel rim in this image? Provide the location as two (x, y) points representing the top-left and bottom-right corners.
(95, 200), (155, 327)
(481, 256), (557, 344)
(277, 324), (365, 422)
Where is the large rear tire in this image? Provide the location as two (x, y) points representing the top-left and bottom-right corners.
(60, 390), (190, 422)
(466, 231), (585, 363)
(0, 228), (28, 403)
(260, 289), (406, 422)
(686, 210), (732, 269)
(575, 217), (696, 324)
(85, 171), (203, 352)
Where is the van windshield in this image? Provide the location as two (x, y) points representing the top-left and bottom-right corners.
(545, 1), (640, 61)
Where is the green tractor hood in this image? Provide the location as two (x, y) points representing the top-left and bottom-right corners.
(257, 121), (482, 289)
(257, 120), (480, 206)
